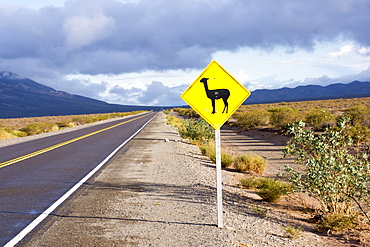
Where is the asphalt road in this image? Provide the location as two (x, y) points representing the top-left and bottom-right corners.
(0, 112), (156, 246)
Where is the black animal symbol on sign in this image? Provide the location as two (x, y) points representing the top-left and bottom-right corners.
(200, 77), (230, 114)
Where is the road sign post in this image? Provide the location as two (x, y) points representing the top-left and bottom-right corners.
(215, 128), (223, 227)
(181, 60), (251, 228)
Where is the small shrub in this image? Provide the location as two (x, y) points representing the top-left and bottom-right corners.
(240, 177), (291, 202)
(234, 153), (268, 174)
(234, 109), (269, 130)
(256, 177), (292, 202)
(343, 105), (370, 127)
(96, 115), (109, 121)
(200, 142), (214, 156)
(72, 116), (96, 125)
(9, 130), (27, 137)
(282, 225), (302, 239)
(252, 206), (268, 217)
(179, 119), (214, 145)
(173, 108), (199, 117)
(344, 124), (370, 145)
(305, 109), (335, 130)
(0, 128), (16, 140)
(268, 106), (300, 130)
(200, 142), (234, 168)
(166, 115), (184, 129)
(57, 121), (75, 128)
(318, 213), (357, 231)
(211, 152), (233, 168)
(240, 177), (259, 189)
(20, 122), (59, 136)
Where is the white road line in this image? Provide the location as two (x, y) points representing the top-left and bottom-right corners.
(5, 113), (157, 247)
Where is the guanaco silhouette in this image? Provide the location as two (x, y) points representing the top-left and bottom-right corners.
(200, 77), (230, 114)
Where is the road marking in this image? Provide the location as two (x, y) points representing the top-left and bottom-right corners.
(0, 112), (152, 169)
(4, 112), (157, 247)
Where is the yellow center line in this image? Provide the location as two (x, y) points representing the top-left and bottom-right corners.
(0, 113), (152, 169)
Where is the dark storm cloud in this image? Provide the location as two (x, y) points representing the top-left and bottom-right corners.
(1, 0), (370, 76)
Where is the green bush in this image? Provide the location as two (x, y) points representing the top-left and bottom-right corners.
(179, 118), (214, 144)
(200, 142), (234, 168)
(233, 109), (269, 130)
(234, 153), (268, 174)
(344, 124), (370, 145)
(305, 109), (335, 130)
(318, 213), (357, 231)
(255, 177), (292, 202)
(240, 177), (291, 202)
(343, 105), (370, 127)
(240, 177), (259, 189)
(268, 106), (300, 130)
(210, 152), (233, 168)
(284, 118), (370, 222)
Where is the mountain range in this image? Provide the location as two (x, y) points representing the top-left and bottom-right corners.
(1, 71), (370, 118)
(0, 72), (162, 118)
(245, 80), (370, 104)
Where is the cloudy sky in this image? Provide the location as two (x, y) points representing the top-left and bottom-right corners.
(1, 0), (370, 106)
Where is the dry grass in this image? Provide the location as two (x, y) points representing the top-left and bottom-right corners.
(234, 153), (268, 174)
(0, 111), (146, 140)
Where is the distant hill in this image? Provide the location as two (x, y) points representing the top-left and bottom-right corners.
(2, 71), (370, 118)
(0, 72), (162, 118)
(245, 81), (370, 104)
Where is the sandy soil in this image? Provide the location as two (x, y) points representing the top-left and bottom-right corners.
(16, 112), (365, 246)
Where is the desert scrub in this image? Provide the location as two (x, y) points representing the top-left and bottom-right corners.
(20, 122), (59, 136)
(72, 116), (99, 125)
(284, 118), (370, 226)
(8, 129), (27, 138)
(343, 105), (370, 127)
(173, 108), (199, 117)
(234, 153), (268, 174)
(252, 206), (268, 217)
(239, 177), (259, 189)
(233, 109), (269, 130)
(57, 121), (75, 129)
(0, 111), (143, 140)
(179, 118), (214, 145)
(317, 213), (357, 231)
(256, 177), (292, 202)
(0, 128), (16, 140)
(282, 225), (302, 239)
(268, 106), (300, 130)
(166, 115), (184, 129)
(305, 109), (335, 130)
(200, 142), (234, 168)
(240, 177), (291, 202)
(343, 124), (370, 145)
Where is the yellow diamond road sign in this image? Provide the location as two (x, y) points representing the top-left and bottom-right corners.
(181, 60), (251, 129)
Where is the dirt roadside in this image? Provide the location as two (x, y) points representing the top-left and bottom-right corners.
(17, 112), (355, 246)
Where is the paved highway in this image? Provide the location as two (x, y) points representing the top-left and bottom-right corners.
(0, 112), (157, 246)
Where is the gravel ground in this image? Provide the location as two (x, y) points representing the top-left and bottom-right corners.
(15, 112), (352, 246)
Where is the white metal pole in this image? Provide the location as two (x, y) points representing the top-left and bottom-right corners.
(215, 128), (223, 228)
